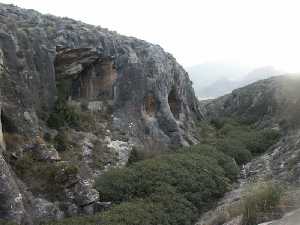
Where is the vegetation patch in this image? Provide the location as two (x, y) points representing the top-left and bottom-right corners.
(241, 182), (283, 225)
(204, 117), (280, 165)
(53, 129), (72, 152)
(10, 153), (79, 200)
(47, 100), (81, 129)
(43, 118), (281, 225)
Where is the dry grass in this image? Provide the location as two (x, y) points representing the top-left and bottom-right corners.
(241, 181), (283, 225)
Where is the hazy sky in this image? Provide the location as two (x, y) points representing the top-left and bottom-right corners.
(2, 0), (300, 72)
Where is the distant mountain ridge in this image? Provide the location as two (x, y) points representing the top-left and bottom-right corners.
(187, 63), (282, 99)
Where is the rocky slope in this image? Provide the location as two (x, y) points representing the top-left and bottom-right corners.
(198, 75), (300, 225)
(0, 3), (202, 224)
(202, 75), (300, 129)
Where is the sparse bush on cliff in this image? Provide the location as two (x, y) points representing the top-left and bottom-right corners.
(11, 153), (79, 200)
(54, 129), (72, 152)
(47, 100), (80, 129)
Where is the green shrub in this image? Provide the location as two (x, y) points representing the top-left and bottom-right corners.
(127, 147), (164, 165)
(96, 150), (235, 211)
(188, 144), (239, 181)
(203, 118), (281, 164)
(100, 185), (197, 225)
(216, 138), (252, 165)
(242, 182), (282, 225)
(211, 117), (240, 130)
(11, 153), (78, 200)
(47, 100), (80, 129)
(216, 120), (280, 155)
(127, 147), (140, 165)
(54, 130), (72, 151)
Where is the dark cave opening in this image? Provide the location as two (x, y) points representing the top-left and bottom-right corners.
(1, 110), (17, 133)
(79, 59), (117, 100)
(168, 88), (181, 120)
(54, 47), (117, 102)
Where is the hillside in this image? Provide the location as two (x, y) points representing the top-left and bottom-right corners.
(198, 75), (300, 225)
(202, 75), (300, 129)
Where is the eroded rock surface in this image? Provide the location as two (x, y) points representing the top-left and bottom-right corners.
(201, 75), (300, 129)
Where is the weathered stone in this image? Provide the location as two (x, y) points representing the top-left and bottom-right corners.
(32, 143), (61, 161)
(106, 138), (132, 166)
(32, 198), (64, 222)
(73, 180), (99, 206)
(0, 155), (25, 224)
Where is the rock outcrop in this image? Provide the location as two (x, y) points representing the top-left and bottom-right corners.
(201, 75), (300, 129)
(0, 3), (202, 224)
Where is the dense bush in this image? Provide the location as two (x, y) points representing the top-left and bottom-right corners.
(188, 144), (239, 181)
(100, 185), (197, 225)
(216, 139), (252, 165)
(216, 120), (280, 156)
(44, 187), (197, 225)
(204, 118), (281, 165)
(96, 149), (237, 211)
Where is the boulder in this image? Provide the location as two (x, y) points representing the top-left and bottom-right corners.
(32, 198), (64, 222)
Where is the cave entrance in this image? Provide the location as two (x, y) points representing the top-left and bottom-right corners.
(0, 110), (17, 150)
(1, 110), (17, 134)
(144, 94), (156, 117)
(168, 88), (180, 120)
(79, 58), (117, 100)
(54, 47), (117, 102)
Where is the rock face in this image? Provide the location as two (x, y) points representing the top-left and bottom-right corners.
(0, 3), (202, 224)
(0, 3), (201, 148)
(201, 75), (300, 129)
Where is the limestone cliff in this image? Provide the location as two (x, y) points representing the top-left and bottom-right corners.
(0, 3), (202, 224)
